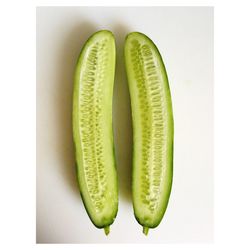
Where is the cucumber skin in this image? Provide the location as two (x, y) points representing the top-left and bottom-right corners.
(72, 30), (118, 230)
(125, 32), (174, 230)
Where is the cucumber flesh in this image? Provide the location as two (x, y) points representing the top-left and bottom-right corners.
(125, 32), (174, 234)
(73, 30), (118, 234)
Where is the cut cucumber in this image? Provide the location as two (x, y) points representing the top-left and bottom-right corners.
(73, 30), (118, 234)
(124, 32), (174, 235)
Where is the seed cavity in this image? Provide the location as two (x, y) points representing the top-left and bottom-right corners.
(130, 39), (167, 213)
(78, 39), (110, 213)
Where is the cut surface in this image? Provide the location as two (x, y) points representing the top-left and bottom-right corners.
(125, 32), (174, 230)
(73, 30), (118, 229)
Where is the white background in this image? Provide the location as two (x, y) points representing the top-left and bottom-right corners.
(0, 0), (250, 249)
(36, 7), (213, 243)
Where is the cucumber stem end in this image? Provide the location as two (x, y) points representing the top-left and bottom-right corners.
(143, 226), (149, 235)
(104, 226), (110, 236)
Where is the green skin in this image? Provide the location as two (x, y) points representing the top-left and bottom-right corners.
(73, 30), (118, 235)
(124, 32), (174, 235)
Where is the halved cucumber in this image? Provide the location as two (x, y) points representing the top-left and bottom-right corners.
(124, 32), (174, 235)
(73, 30), (118, 235)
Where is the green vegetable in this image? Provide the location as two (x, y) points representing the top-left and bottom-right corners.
(73, 30), (118, 235)
(124, 32), (174, 235)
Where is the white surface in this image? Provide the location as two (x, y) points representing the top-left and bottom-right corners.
(36, 6), (213, 243)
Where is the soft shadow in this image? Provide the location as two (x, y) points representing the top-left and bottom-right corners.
(112, 24), (133, 202)
(55, 21), (97, 196)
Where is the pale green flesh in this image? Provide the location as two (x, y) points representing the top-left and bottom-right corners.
(125, 32), (174, 232)
(73, 30), (118, 230)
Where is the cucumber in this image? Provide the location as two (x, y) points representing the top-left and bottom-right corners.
(73, 30), (118, 235)
(124, 32), (174, 235)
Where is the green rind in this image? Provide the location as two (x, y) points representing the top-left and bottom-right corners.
(124, 32), (174, 230)
(73, 30), (118, 230)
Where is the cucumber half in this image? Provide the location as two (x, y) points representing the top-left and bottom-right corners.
(124, 32), (174, 235)
(73, 30), (118, 235)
